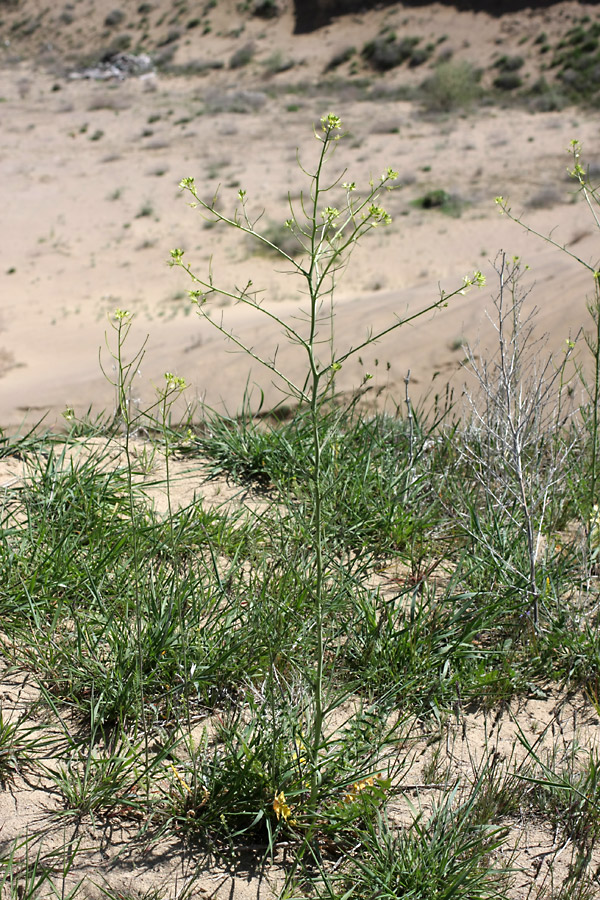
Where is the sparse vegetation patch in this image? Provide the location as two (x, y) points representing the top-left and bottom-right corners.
(362, 32), (431, 72)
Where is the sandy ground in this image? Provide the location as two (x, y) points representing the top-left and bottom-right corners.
(1, 424), (600, 899)
(1, 0), (599, 431)
(1, 638), (600, 900)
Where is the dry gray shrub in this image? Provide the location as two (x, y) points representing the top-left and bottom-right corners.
(461, 252), (578, 625)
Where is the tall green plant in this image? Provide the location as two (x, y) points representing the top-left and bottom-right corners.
(169, 113), (484, 822)
(99, 310), (187, 784)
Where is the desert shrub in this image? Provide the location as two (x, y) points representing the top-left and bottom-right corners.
(526, 76), (567, 111)
(460, 253), (577, 627)
(493, 72), (522, 91)
(112, 34), (133, 53)
(409, 47), (431, 67)
(205, 89), (266, 113)
(263, 51), (295, 74)
(412, 189), (464, 217)
(494, 54), (524, 72)
(419, 60), (481, 111)
(135, 202), (154, 218)
(152, 44), (177, 67)
(230, 41), (255, 69)
(157, 27), (180, 46)
(550, 20), (600, 102)
(325, 45), (356, 72)
(415, 189), (447, 209)
(87, 92), (129, 112)
(362, 34), (425, 72)
(252, 0), (280, 17)
(104, 9), (125, 28)
(164, 59), (224, 75)
(436, 46), (453, 64)
(530, 92), (565, 112)
(561, 61), (600, 89)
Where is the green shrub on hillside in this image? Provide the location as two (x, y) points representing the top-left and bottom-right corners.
(229, 41), (255, 69)
(493, 72), (523, 91)
(419, 60), (482, 111)
(551, 19), (600, 103)
(362, 33), (430, 72)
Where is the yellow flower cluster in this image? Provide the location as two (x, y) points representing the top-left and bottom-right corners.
(273, 791), (295, 823)
(342, 774), (383, 804)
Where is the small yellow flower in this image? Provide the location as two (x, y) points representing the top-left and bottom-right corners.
(169, 763), (191, 793)
(343, 775), (376, 804)
(164, 372), (187, 389)
(342, 773), (388, 804)
(321, 113), (342, 132)
(273, 791), (294, 823)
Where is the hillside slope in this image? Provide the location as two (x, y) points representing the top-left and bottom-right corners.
(0, 0), (599, 107)
(1, 0), (600, 427)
